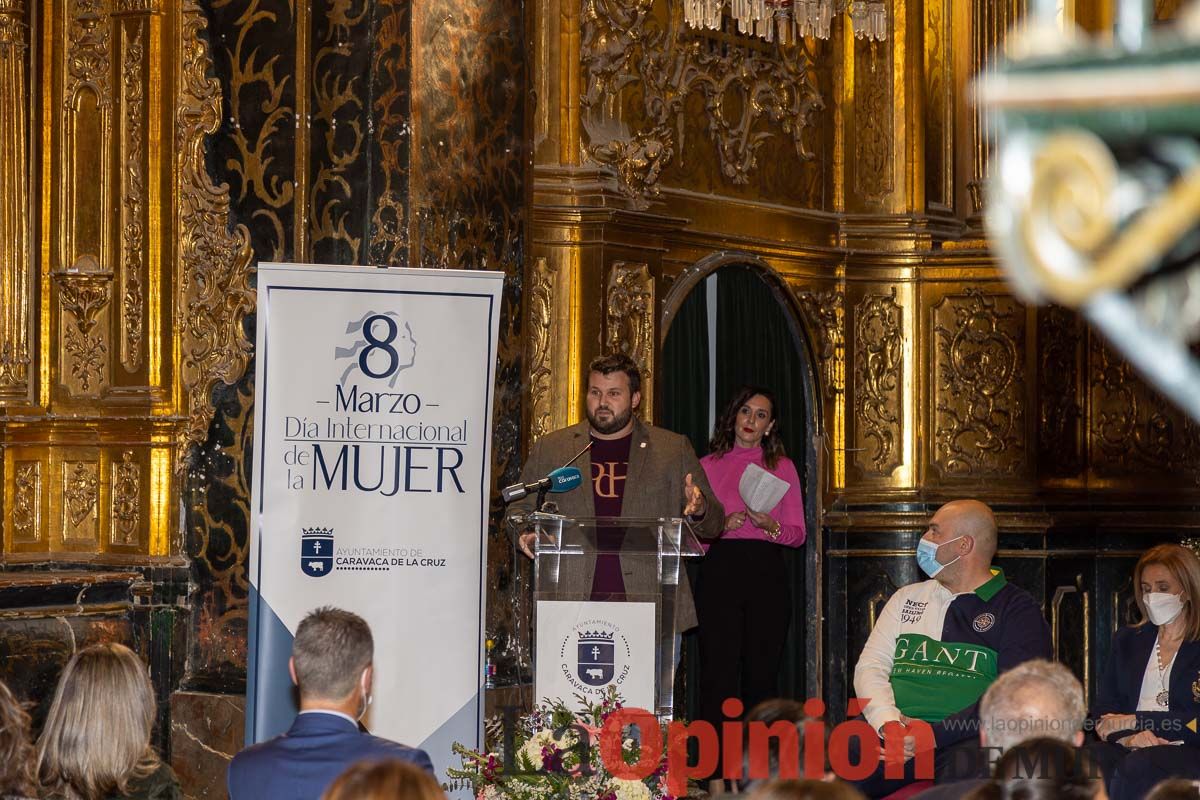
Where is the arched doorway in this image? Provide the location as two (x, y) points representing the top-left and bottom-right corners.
(659, 254), (823, 719)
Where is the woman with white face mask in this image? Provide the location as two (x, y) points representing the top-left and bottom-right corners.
(1089, 544), (1200, 800)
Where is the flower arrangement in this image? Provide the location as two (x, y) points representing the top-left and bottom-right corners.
(448, 688), (675, 800)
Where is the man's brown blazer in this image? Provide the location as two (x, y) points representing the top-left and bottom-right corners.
(509, 417), (723, 631)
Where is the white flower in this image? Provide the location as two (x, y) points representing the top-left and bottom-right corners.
(518, 728), (579, 770)
(518, 729), (556, 770)
(612, 778), (652, 800)
(477, 786), (500, 800)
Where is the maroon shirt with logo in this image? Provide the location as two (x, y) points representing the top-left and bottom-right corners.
(589, 433), (631, 598)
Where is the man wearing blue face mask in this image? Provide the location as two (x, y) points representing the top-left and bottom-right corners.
(851, 500), (1053, 798)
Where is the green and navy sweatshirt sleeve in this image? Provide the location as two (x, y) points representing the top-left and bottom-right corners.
(853, 569), (1052, 749)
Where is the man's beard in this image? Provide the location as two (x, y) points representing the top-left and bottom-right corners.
(587, 405), (632, 435)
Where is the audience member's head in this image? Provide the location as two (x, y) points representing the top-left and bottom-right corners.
(963, 738), (1105, 800)
(36, 642), (163, 800)
(747, 779), (866, 800)
(587, 352), (642, 397)
(738, 699), (812, 789)
(0, 679), (36, 798)
(920, 500), (998, 584)
(321, 759), (446, 800)
(291, 606), (374, 713)
(1147, 779), (1200, 800)
(979, 659), (1087, 751)
(585, 353), (643, 435)
(709, 386), (786, 467)
(1133, 544), (1200, 639)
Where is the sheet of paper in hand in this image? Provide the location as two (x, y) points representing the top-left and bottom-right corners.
(738, 462), (790, 514)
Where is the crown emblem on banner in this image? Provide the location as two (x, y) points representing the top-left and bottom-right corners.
(578, 631), (615, 643)
(302, 527), (333, 538)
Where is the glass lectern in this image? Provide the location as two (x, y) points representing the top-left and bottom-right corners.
(510, 512), (705, 719)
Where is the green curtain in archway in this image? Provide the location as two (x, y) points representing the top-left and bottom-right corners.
(662, 285), (710, 455)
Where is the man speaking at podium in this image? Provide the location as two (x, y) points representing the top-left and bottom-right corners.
(510, 353), (723, 630)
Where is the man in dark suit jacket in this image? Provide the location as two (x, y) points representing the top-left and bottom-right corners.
(227, 607), (434, 800)
(511, 353), (723, 631)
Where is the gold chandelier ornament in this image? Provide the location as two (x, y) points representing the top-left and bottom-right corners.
(683, 0), (887, 43)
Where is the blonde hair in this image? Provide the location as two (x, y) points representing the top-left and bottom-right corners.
(0, 679), (36, 796)
(1133, 544), (1200, 640)
(36, 642), (162, 800)
(321, 759), (446, 800)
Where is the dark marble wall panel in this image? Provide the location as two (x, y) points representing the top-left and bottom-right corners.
(0, 569), (189, 759)
(183, 370), (255, 690)
(204, 0), (298, 264)
(171, 691), (245, 799)
(410, 0), (526, 677)
(310, 0), (373, 264)
(0, 599), (133, 717)
(367, 0), (411, 266)
(191, 0), (301, 691)
(410, 0), (524, 274)
(192, 0), (528, 692)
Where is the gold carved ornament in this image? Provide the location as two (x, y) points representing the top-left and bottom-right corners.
(854, 40), (893, 203)
(175, 0), (256, 459)
(12, 461), (41, 543)
(580, 0), (823, 200)
(528, 258), (556, 441)
(56, 270), (112, 396)
(63, 461), (100, 537)
(794, 286), (845, 489)
(1090, 335), (1200, 476)
(119, 17), (145, 371)
(0, 0), (32, 396)
(111, 451), (140, 545)
(853, 288), (902, 476)
(795, 287), (845, 400)
(932, 289), (1026, 479)
(606, 262), (655, 414)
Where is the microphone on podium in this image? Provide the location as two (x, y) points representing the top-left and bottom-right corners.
(501, 466), (582, 503)
(501, 440), (592, 504)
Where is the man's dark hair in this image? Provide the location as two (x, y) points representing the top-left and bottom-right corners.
(962, 737), (1102, 800)
(587, 353), (641, 395)
(293, 607), (373, 701)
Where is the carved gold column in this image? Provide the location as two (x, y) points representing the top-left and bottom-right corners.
(840, 0), (937, 246)
(2, 0), (253, 560)
(526, 255), (580, 440)
(0, 0), (31, 401)
(961, 0), (1025, 226)
(606, 262), (654, 417)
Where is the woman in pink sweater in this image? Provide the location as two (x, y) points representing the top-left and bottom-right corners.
(697, 386), (807, 786)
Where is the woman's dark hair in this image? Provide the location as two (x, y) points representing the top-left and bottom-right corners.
(0, 679), (36, 797)
(963, 737), (1102, 800)
(708, 386), (786, 469)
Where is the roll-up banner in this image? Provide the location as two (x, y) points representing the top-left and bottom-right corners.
(246, 263), (503, 787)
